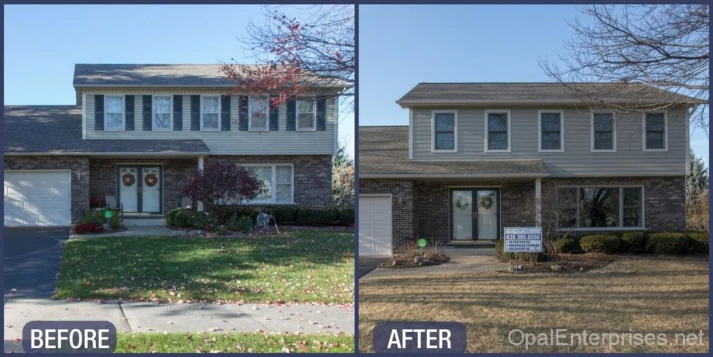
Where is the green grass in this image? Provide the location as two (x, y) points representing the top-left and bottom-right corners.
(55, 231), (353, 303)
(116, 332), (354, 353)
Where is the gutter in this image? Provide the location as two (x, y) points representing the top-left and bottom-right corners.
(396, 99), (706, 108)
(5, 151), (212, 157)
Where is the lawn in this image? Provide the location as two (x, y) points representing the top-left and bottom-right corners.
(55, 231), (353, 304)
(116, 332), (354, 353)
(359, 257), (709, 353)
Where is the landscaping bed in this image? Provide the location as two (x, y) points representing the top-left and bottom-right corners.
(55, 231), (354, 304)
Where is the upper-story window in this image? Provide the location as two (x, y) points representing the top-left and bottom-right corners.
(643, 112), (667, 151)
(105, 95), (125, 131)
(152, 95), (172, 131)
(485, 110), (511, 152)
(296, 99), (316, 131)
(201, 96), (220, 131)
(539, 110), (564, 152)
(591, 112), (616, 151)
(432, 110), (457, 152)
(249, 97), (269, 131)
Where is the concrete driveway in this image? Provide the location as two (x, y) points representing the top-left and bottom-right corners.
(4, 227), (69, 299)
(358, 257), (387, 278)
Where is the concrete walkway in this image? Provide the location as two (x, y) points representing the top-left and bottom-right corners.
(361, 255), (509, 280)
(4, 299), (353, 351)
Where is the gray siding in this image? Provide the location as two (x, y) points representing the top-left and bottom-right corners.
(411, 106), (687, 176)
(84, 90), (336, 155)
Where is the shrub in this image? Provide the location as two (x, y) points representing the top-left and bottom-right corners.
(182, 162), (264, 213)
(165, 208), (182, 226)
(494, 239), (543, 263)
(73, 222), (103, 234)
(620, 232), (646, 252)
(174, 210), (193, 228)
(559, 237), (580, 253)
(272, 206), (298, 224)
(108, 212), (121, 229)
(235, 207), (259, 221)
(226, 215), (240, 231)
(336, 207), (355, 226)
(579, 235), (621, 253)
(645, 233), (690, 254)
(687, 232), (709, 254)
(80, 210), (106, 225)
(237, 216), (253, 234)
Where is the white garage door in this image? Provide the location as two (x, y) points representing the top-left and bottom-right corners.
(4, 171), (72, 227)
(359, 195), (392, 256)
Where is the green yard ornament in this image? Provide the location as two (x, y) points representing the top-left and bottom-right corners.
(417, 238), (428, 248)
(104, 210), (113, 219)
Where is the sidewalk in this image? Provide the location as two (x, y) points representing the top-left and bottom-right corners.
(4, 298), (354, 351)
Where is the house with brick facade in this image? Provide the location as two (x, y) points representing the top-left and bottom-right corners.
(4, 64), (345, 227)
(358, 82), (703, 256)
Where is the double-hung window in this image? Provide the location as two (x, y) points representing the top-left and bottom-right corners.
(432, 111), (457, 152)
(538, 110), (564, 151)
(591, 112), (616, 151)
(249, 97), (269, 131)
(296, 99), (316, 131)
(557, 186), (644, 229)
(485, 110), (510, 152)
(643, 112), (667, 151)
(243, 164), (294, 203)
(201, 96), (220, 131)
(105, 95), (125, 131)
(152, 95), (172, 131)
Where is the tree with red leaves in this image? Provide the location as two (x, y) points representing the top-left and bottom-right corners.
(182, 162), (265, 213)
(220, 5), (354, 108)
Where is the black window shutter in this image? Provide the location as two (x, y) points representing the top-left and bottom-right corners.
(125, 95), (135, 131)
(191, 95), (200, 131)
(238, 96), (249, 131)
(94, 95), (104, 131)
(269, 96), (279, 131)
(142, 95), (152, 131)
(221, 95), (231, 131)
(286, 97), (296, 131)
(316, 97), (327, 131)
(173, 95), (183, 131)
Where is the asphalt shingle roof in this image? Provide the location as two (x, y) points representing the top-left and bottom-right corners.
(4, 106), (210, 154)
(359, 126), (548, 177)
(397, 82), (704, 105)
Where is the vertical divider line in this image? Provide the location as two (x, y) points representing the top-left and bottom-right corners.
(353, 3), (360, 353)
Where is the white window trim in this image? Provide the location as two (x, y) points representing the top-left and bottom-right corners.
(241, 164), (295, 205)
(296, 99), (317, 131)
(248, 97), (270, 132)
(590, 111), (617, 152)
(537, 110), (565, 152)
(151, 95), (173, 131)
(642, 111), (668, 152)
(200, 95), (221, 131)
(104, 94), (126, 131)
(556, 185), (645, 231)
(484, 109), (511, 153)
(431, 110), (458, 153)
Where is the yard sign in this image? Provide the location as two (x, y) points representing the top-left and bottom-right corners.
(503, 227), (542, 253)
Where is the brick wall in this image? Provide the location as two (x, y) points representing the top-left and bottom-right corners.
(90, 158), (197, 213)
(4, 156), (90, 223)
(206, 155), (333, 207)
(359, 179), (414, 250)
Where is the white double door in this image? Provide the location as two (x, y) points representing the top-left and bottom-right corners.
(118, 166), (161, 213)
(451, 188), (499, 241)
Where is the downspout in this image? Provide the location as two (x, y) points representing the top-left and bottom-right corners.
(197, 156), (205, 212)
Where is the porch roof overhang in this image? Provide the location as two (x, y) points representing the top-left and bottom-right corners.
(360, 172), (550, 179)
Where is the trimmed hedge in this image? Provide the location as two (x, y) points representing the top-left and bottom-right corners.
(579, 235), (621, 253)
(620, 232), (646, 252)
(173, 210), (193, 228)
(645, 233), (689, 254)
(686, 232), (709, 254)
(165, 208), (182, 226)
(559, 237), (580, 253)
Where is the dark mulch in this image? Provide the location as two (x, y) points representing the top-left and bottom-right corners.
(379, 253), (451, 269)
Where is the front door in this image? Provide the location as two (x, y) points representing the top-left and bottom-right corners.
(118, 166), (162, 213)
(451, 188), (499, 241)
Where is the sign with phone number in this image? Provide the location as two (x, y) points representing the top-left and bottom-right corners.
(503, 227), (543, 253)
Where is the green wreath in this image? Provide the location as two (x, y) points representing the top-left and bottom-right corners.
(480, 196), (494, 210)
(122, 173), (135, 187)
(144, 173), (159, 187)
(455, 197), (470, 210)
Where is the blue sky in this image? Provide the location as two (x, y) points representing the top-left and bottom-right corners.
(3, 4), (355, 159)
(359, 5), (709, 166)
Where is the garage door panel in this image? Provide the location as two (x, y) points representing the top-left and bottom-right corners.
(359, 195), (392, 256)
(4, 171), (71, 227)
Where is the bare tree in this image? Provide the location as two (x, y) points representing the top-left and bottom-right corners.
(220, 5), (354, 108)
(513, 185), (576, 258)
(540, 5), (709, 133)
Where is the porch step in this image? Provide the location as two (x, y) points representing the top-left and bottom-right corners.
(446, 241), (496, 248)
(123, 218), (166, 227)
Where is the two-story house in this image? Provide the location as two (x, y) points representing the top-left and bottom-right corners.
(4, 64), (345, 227)
(358, 82), (703, 256)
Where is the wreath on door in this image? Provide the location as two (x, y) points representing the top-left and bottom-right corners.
(144, 173), (159, 187)
(480, 196), (494, 210)
(122, 173), (135, 187)
(455, 197), (470, 210)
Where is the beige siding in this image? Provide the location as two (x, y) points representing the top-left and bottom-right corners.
(412, 106), (687, 176)
(84, 89), (336, 155)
